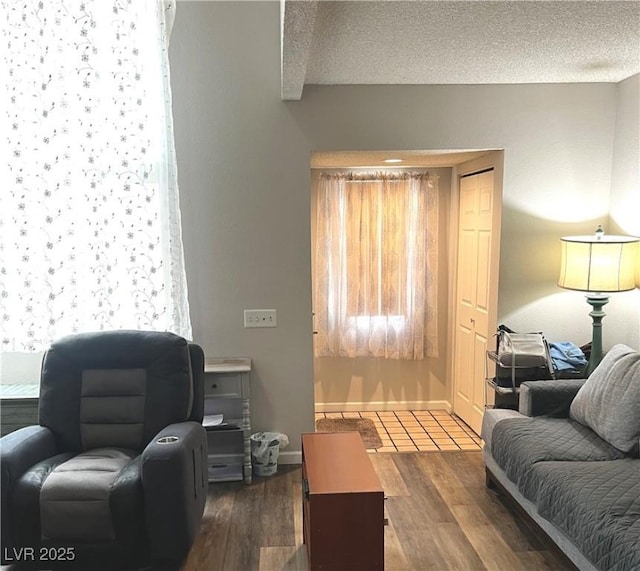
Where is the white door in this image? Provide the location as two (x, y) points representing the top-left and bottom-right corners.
(453, 169), (498, 435)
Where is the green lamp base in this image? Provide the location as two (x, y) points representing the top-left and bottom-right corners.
(585, 294), (609, 377)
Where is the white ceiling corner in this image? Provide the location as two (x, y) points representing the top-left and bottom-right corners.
(281, 0), (640, 101)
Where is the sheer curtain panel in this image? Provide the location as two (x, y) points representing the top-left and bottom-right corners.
(314, 172), (439, 360)
(1, 0), (191, 353)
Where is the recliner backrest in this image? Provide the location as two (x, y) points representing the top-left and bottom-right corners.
(39, 330), (195, 452)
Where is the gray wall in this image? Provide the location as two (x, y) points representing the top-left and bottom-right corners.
(169, 2), (636, 457)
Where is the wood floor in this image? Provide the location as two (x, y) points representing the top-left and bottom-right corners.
(182, 451), (573, 571)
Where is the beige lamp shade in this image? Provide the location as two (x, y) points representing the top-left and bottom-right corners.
(558, 234), (639, 293)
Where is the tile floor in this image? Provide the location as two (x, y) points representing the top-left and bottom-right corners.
(314, 410), (483, 453)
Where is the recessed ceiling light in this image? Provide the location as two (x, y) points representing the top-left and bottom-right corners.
(383, 158), (403, 163)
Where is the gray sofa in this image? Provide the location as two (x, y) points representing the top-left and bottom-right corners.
(482, 344), (640, 571)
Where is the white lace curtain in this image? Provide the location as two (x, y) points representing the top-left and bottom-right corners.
(314, 172), (439, 360)
(0, 0), (191, 353)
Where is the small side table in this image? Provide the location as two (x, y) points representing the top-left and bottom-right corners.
(203, 358), (252, 484)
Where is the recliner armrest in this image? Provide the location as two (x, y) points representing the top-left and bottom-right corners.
(1, 425), (58, 556)
(1, 425), (58, 491)
(519, 379), (587, 417)
(141, 421), (207, 565)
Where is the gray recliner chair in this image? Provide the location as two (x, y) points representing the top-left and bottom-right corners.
(1, 330), (207, 569)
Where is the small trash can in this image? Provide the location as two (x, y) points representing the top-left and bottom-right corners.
(250, 432), (289, 477)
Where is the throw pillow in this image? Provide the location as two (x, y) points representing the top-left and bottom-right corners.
(570, 344), (640, 454)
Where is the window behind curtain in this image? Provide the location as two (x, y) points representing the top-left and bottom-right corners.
(314, 171), (439, 360)
(0, 0), (190, 389)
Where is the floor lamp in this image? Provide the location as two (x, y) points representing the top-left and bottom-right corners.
(558, 227), (639, 376)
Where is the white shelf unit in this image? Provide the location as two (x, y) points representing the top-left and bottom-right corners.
(203, 358), (252, 484)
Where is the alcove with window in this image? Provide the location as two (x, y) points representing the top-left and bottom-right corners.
(310, 152), (454, 416)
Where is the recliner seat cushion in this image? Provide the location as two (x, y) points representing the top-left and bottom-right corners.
(40, 448), (136, 541)
(12, 448), (144, 552)
(570, 344), (640, 454)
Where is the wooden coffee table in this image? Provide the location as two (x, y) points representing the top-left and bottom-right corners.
(301, 431), (385, 570)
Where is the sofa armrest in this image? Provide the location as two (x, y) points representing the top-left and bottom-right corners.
(481, 409), (524, 451)
(519, 379), (587, 417)
(141, 421), (207, 565)
(1, 425), (58, 554)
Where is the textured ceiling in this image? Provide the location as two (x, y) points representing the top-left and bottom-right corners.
(281, 0), (640, 100)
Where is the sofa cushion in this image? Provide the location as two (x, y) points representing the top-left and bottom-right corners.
(491, 417), (624, 491)
(527, 459), (640, 571)
(570, 344), (640, 454)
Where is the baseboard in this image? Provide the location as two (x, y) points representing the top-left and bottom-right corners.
(277, 450), (302, 465)
(314, 400), (452, 413)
